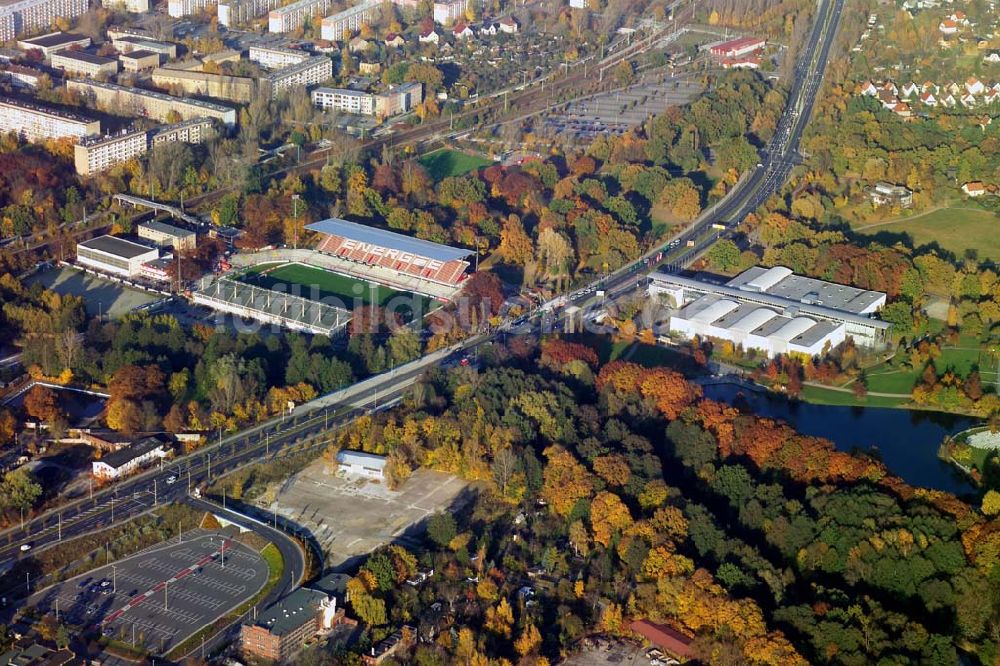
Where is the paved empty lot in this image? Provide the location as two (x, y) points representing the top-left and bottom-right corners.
(268, 463), (472, 568)
(27, 531), (268, 655)
(28, 266), (161, 318)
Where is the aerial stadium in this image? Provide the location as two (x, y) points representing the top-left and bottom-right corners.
(192, 218), (475, 335)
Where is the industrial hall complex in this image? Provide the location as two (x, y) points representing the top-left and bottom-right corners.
(649, 266), (891, 357)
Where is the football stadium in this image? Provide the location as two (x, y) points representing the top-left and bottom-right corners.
(192, 218), (474, 336)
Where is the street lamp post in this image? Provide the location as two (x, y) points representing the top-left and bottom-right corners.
(291, 194), (301, 250)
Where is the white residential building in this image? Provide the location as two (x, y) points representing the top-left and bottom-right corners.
(91, 436), (170, 479)
(73, 128), (148, 176)
(266, 55), (332, 98)
(311, 86), (375, 114)
(433, 0), (469, 24)
(0, 96), (100, 141)
(217, 0), (281, 26)
(247, 44), (309, 69)
(268, 0), (335, 34)
(0, 0), (89, 42)
(167, 0), (215, 18)
(320, 0), (380, 41)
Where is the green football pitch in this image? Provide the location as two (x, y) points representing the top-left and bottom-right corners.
(239, 262), (434, 317)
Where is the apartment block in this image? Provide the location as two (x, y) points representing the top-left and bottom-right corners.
(0, 0), (89, 42)
(138, 219), (197, 250)
(2, 64), (45, 88)
(433, 0), (469, 24)
(374, 81), (422, 116)
(217, 0), (281, 27)
(311, 87), (374, 114)
(51, 51), (119, 77)
(267, 0), (334, 34)
(320, 0), (380, 41)
(266, 55), (331, 98)
(17, 31), (90, 58)
(73, 128), (147, 176)
(119, 49), (161, 72)
(152, 67), (257, 103)
(311, 82), (421, 117)
(66, 79), (238, 126)
(167, 0), (215, 17)
(150, 117), (214, 145)
(0, 96), (99, 141)
(247, 44), (309, 69)
(112, 36), (179, 59)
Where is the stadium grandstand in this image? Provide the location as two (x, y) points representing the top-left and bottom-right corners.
(308, 218), (473, 289)
(192, 275), (351, 336)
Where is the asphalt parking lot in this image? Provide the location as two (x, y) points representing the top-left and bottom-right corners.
(26, 530), (269, 655)
(269, 464), (472, 568)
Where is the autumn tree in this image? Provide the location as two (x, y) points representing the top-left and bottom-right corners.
(23, 385), (61, 423)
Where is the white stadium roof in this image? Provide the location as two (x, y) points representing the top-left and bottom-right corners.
(306, 218), (473, 263)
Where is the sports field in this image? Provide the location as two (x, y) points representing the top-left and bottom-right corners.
(418, 148), (492, 181)
(854, 207), (1000, 261)
(240, 262), (433, 318)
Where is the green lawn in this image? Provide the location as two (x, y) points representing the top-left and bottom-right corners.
(240, 262), (434, 318)
(419, 148), (493, 181)
(855, 207), (1000, 261)
(800, 385), (910, 408)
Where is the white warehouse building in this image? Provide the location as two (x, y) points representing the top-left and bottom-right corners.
(651, 266), (891, 357)
(336, 449), (385, 479)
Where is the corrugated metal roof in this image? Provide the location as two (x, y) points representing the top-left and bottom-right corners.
(336, 449), (386, 469)
(307, 218), (473, 263)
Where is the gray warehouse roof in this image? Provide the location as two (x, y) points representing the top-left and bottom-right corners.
(78, 235), (157, 259)
(307, 218), (473, 263)
(727, 265), (885, 314)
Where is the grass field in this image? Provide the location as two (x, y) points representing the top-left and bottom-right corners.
(240, 262), (434, 318)
(854, 207), (1000, 261)
(419, 148), (493, 181)
(800, 385), (910, 408)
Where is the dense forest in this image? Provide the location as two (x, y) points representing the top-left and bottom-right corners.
(300, 337), (1000, 665)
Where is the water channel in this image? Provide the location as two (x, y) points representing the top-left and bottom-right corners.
(702, 383), (980, 497)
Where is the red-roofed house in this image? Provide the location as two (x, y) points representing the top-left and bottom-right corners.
(453, 22), (473, 39)
(499, 16), (519, 34)
(939, 18), (958, 34)
(963, 181), (987, 197)
(630, 619), (695, 661)
(722, 56), (760, 70)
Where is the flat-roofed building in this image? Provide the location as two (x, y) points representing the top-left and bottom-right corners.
(17, 31), (90, 58)
(266, 55), (331, 98)
(650, 266), (892, 355)
(119, 49), (162, 72)
(240, 586), (344, 661)
(217, 0), (281, 26)
(152, 67), (257, 103)
(51, 50), (119, 77)
(151, 117), (215, 145)
(2, 64), (44, 88)
(74, 128), (147, 176)
(167, 0), (215, 17)
(433, 0), (469, 24)
(868, 181), (913, 208)
(374, 81), (422, 116)
(0, 0), (88, 42)
(311, 86), (374, 114)
(111, 36), (178, 59)
(267, 0), (334, 33)
(66, 79), (238, 127)
(76, 234), (159, 277)
(248, 44), (309, 69)
(138, 219), (197, 250)
(0, 96), (100, 141)
(320, 0), (380, 41)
